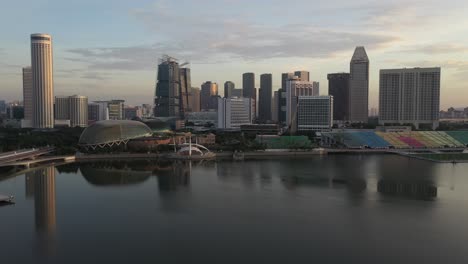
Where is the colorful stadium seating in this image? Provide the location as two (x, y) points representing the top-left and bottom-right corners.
(322, 131), (468, 149)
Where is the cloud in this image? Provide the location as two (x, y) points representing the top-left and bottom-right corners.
(400, 44), (468, 55)
(66, 4), (398, 72)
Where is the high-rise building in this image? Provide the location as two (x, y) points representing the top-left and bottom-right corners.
(179, 68), (191, 116)
(312, 82), (320, 96)
(54, 95), (88, 127)
(328, 73), (350, 122)
(154, 57), (180, 117)
(189, 87), (201, 112)
(69, 95), (88, 127)
(141, 104), (153, 118)
(349, 46), (369, 123)
(0, 100), (6, 114)
(294, 71), (310, 82)
(201, 81), (218, 110)
(259, 73), (272, 122)
(54, 96), (70, 120)
(224, 81), (235, 98)
(124, 106), (142, 120)
(285, 79), (316, 126)
(379, 67), (441, 129)
(242, 73), (256, 118)
(297, 96), (333, 132)
(22, 67), (33, 124)
(108, 100), (125, 120)
(88, 101), (109, 122)
(31, 33), (54, 128)
(242, 73), (255, 98)
(232, 88), (242, 98)
(278, 72), (296, 123)
(217, 97), (254, 129)
(272, 91), (279, 122)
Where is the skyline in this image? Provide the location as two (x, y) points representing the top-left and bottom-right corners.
(1, 0), (467, 108)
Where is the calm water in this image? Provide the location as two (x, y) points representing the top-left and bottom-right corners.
(1, 155), (468, 264)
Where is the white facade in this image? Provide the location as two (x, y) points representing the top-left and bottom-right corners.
(54, 95), (88, 127)
(297, 96), (333, 132)
(69, 95), (88, 127)
(285, 80), (316, 126)
(217, 97), (254, 129)
(379, 67), (441, 129)
(31, 33), (54, 128)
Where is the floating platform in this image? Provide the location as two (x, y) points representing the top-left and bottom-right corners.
(0, 194), (14, 204)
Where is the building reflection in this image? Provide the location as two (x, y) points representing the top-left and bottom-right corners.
(154, 160), (191, 192)
(377, 180), (437, 200)
(79, 161), (152, 186)
(33, 167), (57, 259)
(25, 171), (35, 198)
(34, 167), (56, 234)
(275, 157), (367, 195)
(377, 155), (438, 200)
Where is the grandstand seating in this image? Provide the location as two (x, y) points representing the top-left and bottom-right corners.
(351, 132), (391, 148)
(321, 130), (468, 149)
(397, 136), (425, 148)
(446, 131), (468, 146)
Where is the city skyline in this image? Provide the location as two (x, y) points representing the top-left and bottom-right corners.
(1, 0), (467, 109)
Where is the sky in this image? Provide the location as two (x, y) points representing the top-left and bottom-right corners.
(1, 0), (467, 109)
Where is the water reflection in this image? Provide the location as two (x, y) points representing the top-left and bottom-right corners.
(33, 167), (56, 259)
(79, 161), (151, 186)
(154, 161), (191, 192)
(377, 156), (438, 200)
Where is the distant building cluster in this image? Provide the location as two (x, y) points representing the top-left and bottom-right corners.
(0, 34), (447, 133)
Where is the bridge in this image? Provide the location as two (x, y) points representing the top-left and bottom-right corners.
(0, 147), (55, 163)
(0, 155), (76, 168)
(0, 147), (75, 169)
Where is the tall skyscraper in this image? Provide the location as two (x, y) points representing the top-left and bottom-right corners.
(189, 87), (201, 112)
(294, 71), (310, 82)
(31, 33), (54, 128)
(201, 81), (218, 110)
(349, 46), (369, 123)
(285, 79), (315, 127)
(272, 91), (279, 122)
(379, 67), (441, 129)
(154, 57), (180, 117)
(22, 67), (33, 124)
(69, 95), (88, 127)
(224, 81), (235, 98)
(278, 72), (296, 123)
(259, 73), (272, 122)
(242, 73), (255, 98)
(328, 73), (350, 122)
(242, 73), (256, 118)
(179, 68), (191, 116)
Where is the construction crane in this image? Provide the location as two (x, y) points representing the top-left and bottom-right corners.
(179, 61), (190, 67)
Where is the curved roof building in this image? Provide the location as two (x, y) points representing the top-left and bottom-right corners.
(79, 120), (152, 149)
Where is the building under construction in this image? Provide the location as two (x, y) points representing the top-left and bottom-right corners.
(154, 55), (192, 119)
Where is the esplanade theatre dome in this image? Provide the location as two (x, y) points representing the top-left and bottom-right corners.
(79, 120), (152, 149)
